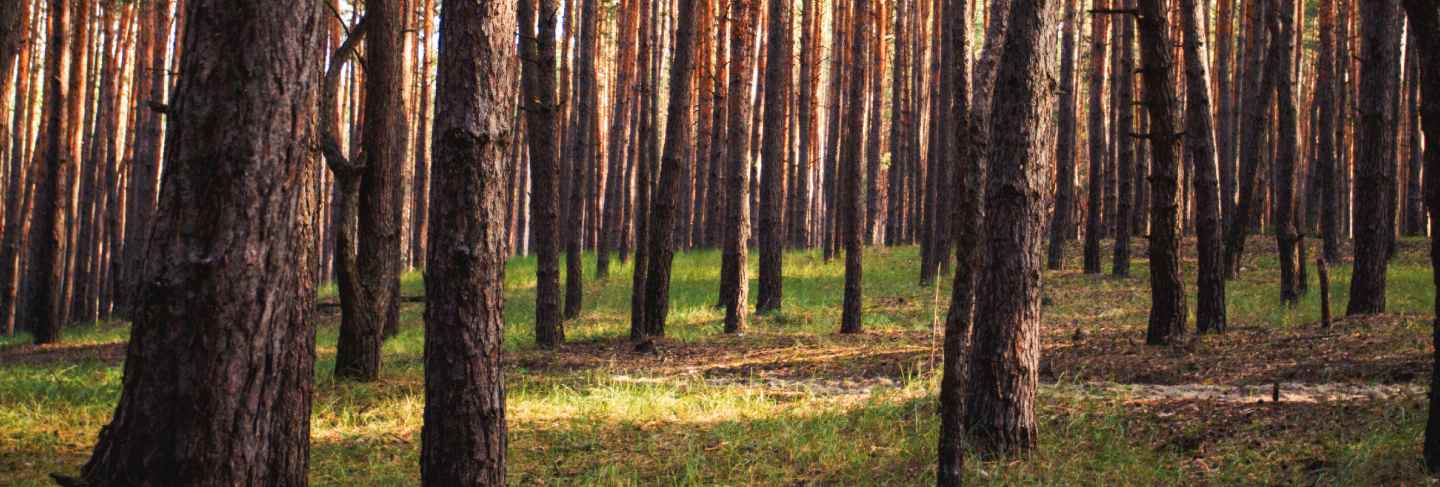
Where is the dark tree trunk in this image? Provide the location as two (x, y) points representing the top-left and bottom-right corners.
(1216, 0), (1238, 238)
(790, 0), (818, 248)
(1318, 0), (1341, 263)
(1111, 2), (1134, 278)
(565, 0), (599, 319)
(964, 0), (1058, 455)
(1224, 0), (1275, 278)
(74, 0), (322, 482)
(820, 3), (847, 262)
(335, 0), (406, 380)
(1272, 1), (1302, 304)
(0, 0), (33, 336)
(936, 0), (974, 481)
(1402, 0), (1440, 473)
(28, 0), (75, 344)
(756, 0), (791, 314)
(320, 14), (372, 367)
(1180, 0), (1227, 333)
(1046, 0), (1078, 270)
(420, 0), (515, 482)
(627, 0), (656, 339)
(640, 0), (698, 338)
(722, 0), (758, 334)
(863, 3), (885, 247)
(838, 0), (869, 335)
(598, 0), (640, 280)
(521, 0), (564, 347)
(1135, 0), (1188, 345)
(1082, 0), (1108, 274)
(118, 0), (170, 314)
(1346, 0), (1397, 315)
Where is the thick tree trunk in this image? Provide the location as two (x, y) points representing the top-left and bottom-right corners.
(1082, 0), (1108, 274)
(756, 0), (791, 314)
(964, 0), (1059, 454)
(1180, 0), (1227, 333)
(521, 0), (564, 347)
(1045, 0), (1077, 270)
(421, 0), (515, 483)
(75, 1), (322, 482)
(722, 0), (758, 334)
(1347, 0), (1397, 315)
(1135, 0), (1188, 345)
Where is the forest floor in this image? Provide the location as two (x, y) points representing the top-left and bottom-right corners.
(2, 237), (1437, 485)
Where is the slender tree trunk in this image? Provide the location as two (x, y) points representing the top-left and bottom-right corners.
(118, 0), (170, 314)
(1224, 0), (1276, 278)
(421, 0), (514, 482)
(1273, 0), (1302, 304)
(1347, 0), (1397, 315)
(522, 0), (563, 347)
(935, 0), (974, 481)
(1135, 0), (1188, 344)
(722, 0), (758, 333)
(74, 0), (322, 481)
(598, 0), (642, 280)
(1046, 0), (1078, 270)
(863, 2), (885, 247)
(964, 0), (1059, 455)
(1318, 0), (1341, 262)
(1082, 0), (1109, 274)
(838, 0), (870, 334)
(790, 0), (818, 248)
(756, 0), (791, 314)
(1180, 0), (1227, 333)
(0, 0), (33, 336)
(821, 3), (848, 262)
(1216, 0), (1238, 238)
(565, 0), (599, 319)
(28, 0), (75, 344)
(1110, 2), (1134, 278)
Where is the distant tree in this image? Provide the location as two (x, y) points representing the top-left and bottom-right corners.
(27, 0), (75, 344)
(1179, 0), (1227, 333)
(0, 0), (34, 337)
(1271, 0), (1302, 304)
(566, 0), (599, 319)
(1046, 0), (1078, 271)
(965, 0), (1059, 455)
(838, 0), (870, 335)
(1224, 0), (1276, 278)
(118, 0), (171, 313)
(1215, 0), (1238, 237)
(1317, 0), (1341, 263)
(1082, 0), (1109, 275)
(1110, 1), (1134, 278)
(72, 0), (323, 481)
(597, 0), (642, 280)
(420, 0), (515, 483)
(936, 0), (974, 480)
(756, 0), (791, 314)
(1347, 0), (1397, 315)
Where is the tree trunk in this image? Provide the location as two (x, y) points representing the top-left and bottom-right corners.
(420, 0), (514, 483)
(118, 0), (170, 314)
(1216, 0), (1238, 238)
(756, 0), (791, 314)
(598, 0), (642, 280)
(1135, 0), (1188, 345)
(1046, 0), (1078, 270)
(1272, 0), (1302, 304)
(722, 0), (758, 333)
(935, 0), (974, 481)
(1318, 0), (1341, 263)
(74, 0), (322, 482)
(964, 0), (1059, 455)
(1224, 0), (1276, 278)
(521, 0), (564, 347)
(1402, 0), (1440, 473)
(1082, 0), (1108, 274)
(565, 0), (598, 319)
(1111, 2), (1134, 278)
(1180, 0), (1227, 333)
(1346, 0), (1397, 315)
(838, 0), (870, 335)
(0, 0), (33, 336)
(28, 0), (75, 344)
(640, 0), (699, 338)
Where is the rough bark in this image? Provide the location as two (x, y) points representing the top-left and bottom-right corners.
(74, 0), (322, 482)
(936, 0), (974, 481)
(1272, 1), (1301, 304)
(1180, 0), (1227, 333)
(420, 0), (515, 483)
(321, 14), (371, 367)
(1403, 0), (1440, 473)
(838, 0), (870, 335)
(1215, 0), (1237, 237)
(521, 0), (563, 347)
(722, 0), (758, 334)
(1046, 0), (1078, 270)
(27, 0), (74, 344)
(565, 0), (598, 319)
(1111, 2), (1134, 278)
(1224, 0), (1275, 278)
(1318, 0), (1341, 262)
(1346, 0), (1396, 315)
(964, 0), (1059, 455)
(118, 0), (170, 314)
(598, 0), (642, 279)
(0, 0), (33, 336)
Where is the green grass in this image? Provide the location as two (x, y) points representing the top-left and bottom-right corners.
(2, 238), (1436, 485)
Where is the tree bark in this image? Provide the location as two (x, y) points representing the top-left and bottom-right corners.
(964, 0), (1059, 455)
(756, 0), (791, 314)
(74, 0), (322, 482)
(1180, 0), (1227, 333)
(1135, 0), (1188, 345)
(1346, 0), (1397, 315)
(420, 0), (515, 483)
(1318, 0), (1341, 263)
(1272, 0), (1302, 304)
(722, 0), (758, 333)
(27, 0), (75, 344)
(838, 0), (870, 335)
(1110, 1), (1134, 278)
(1046, 0), (1078, 270)
(1082, 0), (1109, 274)
(936, 0), (974, 480)
(1215, 0), (1238, 239)
(1224, 0), (1276, 278)
(565, 0), (598, 320)
(521, 0), (564, 347)
(1401, 0), (1440, 473)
